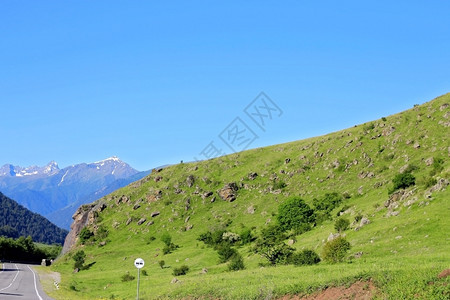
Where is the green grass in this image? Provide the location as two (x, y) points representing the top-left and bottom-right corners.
(48, 93), (450, 299)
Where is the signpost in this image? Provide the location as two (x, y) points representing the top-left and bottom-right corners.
(134, 258), (144, 300)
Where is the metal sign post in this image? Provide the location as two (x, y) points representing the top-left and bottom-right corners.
(134, 258), (145, 300)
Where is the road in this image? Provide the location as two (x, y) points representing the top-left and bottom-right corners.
(0, 262), (54, 300)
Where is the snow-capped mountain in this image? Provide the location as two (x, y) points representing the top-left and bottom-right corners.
(0, 161), (60, 177)
(0, 157), (150, 229)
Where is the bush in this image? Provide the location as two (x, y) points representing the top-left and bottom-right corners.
(334, 218), (350, 233)
(158, 260), (165, 269)
(289, 249), (321, 266)
(172, 265), (189, 276)
(254, 240), (294, 265)
(239, 228), (254, 245)
(424, 177), (437, 188)
(277, 197), (315, 232)
(322, 237), (351, 263)
(313, 192), (343, 213)
(217, 243), (237, 263)
(79, 227), (93, 244)
(272, 180), (287, 190)
(161, 232), (172, 246)
(222, 232), (241, 244)
(228, 253), (245, 271)
(392, 172), (416, 192)
(163, 243), (179, 255)
(73, 250), (86, 270)
(121, 273), (135, 282)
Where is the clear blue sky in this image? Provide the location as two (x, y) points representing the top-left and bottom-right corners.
(1, 1), (449, 171)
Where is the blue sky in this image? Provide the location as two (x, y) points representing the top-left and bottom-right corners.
(1, 1), (449, 171)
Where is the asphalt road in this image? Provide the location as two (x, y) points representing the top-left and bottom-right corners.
(0, 262), (54, 300)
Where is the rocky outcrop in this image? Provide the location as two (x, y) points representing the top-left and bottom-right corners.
(61, 201), (106, 254)
(218, 182), (239, 202)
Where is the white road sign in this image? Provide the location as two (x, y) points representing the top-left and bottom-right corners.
(134, 258), (145, 269)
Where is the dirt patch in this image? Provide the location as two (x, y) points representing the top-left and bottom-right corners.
(279, 280), (376, 300)
(438, 269), (450, 279)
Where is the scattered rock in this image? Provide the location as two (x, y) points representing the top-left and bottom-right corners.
(354, 251), (364, 259)
(360, 217), (370, 226)
(328, 233), (341, 242)
(146, 221), (154, 226)
(133, 203), (141, 210)
(186, 224), (194, 231)
(185, 216), (190, 223)
(425, 157), (434, 166)
(287, 239), (295, 246)
(201, 268), (208, 274)
(395, 236), (402, 240)
(248, 172), (258, 180)
(210, 196), (216, 203)
(154, 176), (163, 182)
(201, 191), (213, 199)
(171, 278), (181, 284)
(285, 158), (291, 164)
(73, 268), (79, 273)
(186, 175), (195, 187)
(413, 142), (420, 149)
(247, 205), (256, 214)
(439, 103), (449, 111)
(126, 218), (132, 226)
(151, 211), (160, 218)
(99, 241), (107, 247)
(137, 218), (146, 225)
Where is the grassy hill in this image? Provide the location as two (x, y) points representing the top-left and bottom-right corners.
(50, 94), (449, 299)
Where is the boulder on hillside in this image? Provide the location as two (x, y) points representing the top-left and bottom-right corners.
(218, 182), (239, 202)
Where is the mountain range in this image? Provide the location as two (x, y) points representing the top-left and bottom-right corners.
(0, 156), (150, 229)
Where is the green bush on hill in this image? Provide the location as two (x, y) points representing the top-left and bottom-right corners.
(289, 249), (321, 266)
(322, 237), (351, 263)
(391, 172), (416, 192)
(277, 197), (314, 233)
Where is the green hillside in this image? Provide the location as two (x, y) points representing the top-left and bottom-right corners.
(50, 94), (449, 299)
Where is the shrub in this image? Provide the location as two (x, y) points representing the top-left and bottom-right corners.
(163, 243), (179, 255)
(161, 233), (172, 246)
(121, 273), (135, 282)
(322, 237), (351, 263)
(172, 265), (189, 276)
(254, 240), (294, 265)
(313, 192), (343, 213)
(228, 253), (245, 271)
(260, 224), (286, 244)
(289, 249), (321, 266)
(392, 172), (416, 192)
(277, 197), (314, 232)
(79, 227), (93, 244)
(73, 250), (86, 270)
(272, 180), (287, 190)
(334, 218), (350, 233)
(239, 228), (254, 245)
(424, 177), (437, 188)
(217, 243), (237, 263)
(158, 260), (165, 269)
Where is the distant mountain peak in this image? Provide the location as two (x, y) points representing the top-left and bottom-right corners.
(94, 156), (122, 164)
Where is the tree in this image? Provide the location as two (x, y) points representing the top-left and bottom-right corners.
(73, 250), (86, 270)
(277, 197), (314, 233)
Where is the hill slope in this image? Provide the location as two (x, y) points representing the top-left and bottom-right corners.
(0, 192), (68, 244)
(53, 94), (449, 299)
